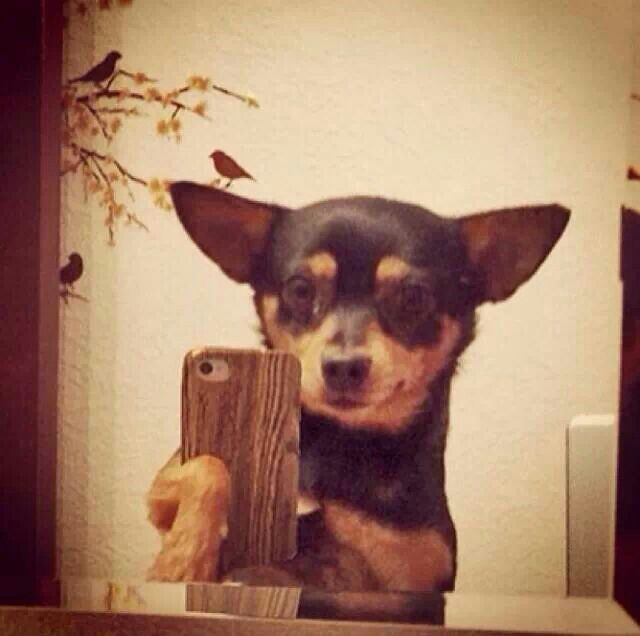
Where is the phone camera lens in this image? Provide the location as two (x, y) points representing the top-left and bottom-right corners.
(199, 361), (213, 375)
(197, 357), (230, 381)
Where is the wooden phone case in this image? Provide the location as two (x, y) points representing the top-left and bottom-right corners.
(181, 347), (301, 573)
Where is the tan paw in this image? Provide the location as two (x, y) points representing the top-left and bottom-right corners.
(147, 518), (224, 582)
(147, 454), (231, 582)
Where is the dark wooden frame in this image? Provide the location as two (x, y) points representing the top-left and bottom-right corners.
(0, 0), (63, 606)
(614, 208), (640, 621)
(0, 0), (638, 629)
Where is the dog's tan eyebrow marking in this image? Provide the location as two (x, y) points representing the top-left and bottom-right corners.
(376, 256), (411, 286)
(304, 251), (337, 279)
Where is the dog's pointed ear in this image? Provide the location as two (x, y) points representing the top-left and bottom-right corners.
(169, 181), (282, 283)
(459, 204), (570, 303)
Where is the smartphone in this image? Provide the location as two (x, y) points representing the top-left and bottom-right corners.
(181, 347), (301, 573)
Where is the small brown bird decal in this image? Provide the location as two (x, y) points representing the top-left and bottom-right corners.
(68, 51), (122, 85)
(210, 150), (255, 188)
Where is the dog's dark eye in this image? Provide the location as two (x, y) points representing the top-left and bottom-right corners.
(282, 276), (316, 320)
(398, 282), (434, 315)
(378, 280), (435, 327)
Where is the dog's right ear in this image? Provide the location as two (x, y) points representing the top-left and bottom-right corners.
(459, 204), (570, 303)
(169, 181), (282, 283)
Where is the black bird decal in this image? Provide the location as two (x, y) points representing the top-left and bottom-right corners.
(68, 51), (122, 85)
(60, 252), (83, 289)
(60, 253), (87, 304)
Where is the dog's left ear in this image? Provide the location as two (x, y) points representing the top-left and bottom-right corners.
(170, 181), (283, 283)
(459, 204), (570, 303)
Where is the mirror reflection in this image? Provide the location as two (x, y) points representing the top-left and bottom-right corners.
(57, 1), (629, 622)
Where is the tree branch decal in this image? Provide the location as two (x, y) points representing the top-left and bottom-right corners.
(61, 49), (259, 244)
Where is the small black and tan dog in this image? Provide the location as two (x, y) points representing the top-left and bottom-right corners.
(146, 182), (569, 594)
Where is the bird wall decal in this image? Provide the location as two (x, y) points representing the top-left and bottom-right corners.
(210, 150), (255, 188)
(68, 51), (122, 85)
(60, 252), (84, 288)
(60, 253), (88, 304)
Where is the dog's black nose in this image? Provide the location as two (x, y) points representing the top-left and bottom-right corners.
(321, 354), (371, 392)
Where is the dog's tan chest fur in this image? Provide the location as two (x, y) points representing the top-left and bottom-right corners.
(323, 501), (453, 591)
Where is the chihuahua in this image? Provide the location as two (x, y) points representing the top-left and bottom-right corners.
(146, 182), (569, 593)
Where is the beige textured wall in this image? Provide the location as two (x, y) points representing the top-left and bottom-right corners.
(628, 1), (640, 212)
(58, 1), (631, 594)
